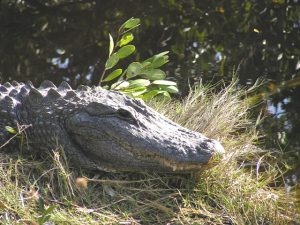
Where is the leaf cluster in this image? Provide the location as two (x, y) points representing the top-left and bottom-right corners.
(100, 18), (178, 100)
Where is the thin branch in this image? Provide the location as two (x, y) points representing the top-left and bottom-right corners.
(0, 124), (31, 149)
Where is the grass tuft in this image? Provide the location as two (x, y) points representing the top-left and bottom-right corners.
(0, 80), (297, 224)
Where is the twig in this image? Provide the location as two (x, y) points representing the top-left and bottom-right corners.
(0, 124), (31, 149)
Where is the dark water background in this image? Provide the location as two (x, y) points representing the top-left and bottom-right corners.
(0, 1), (299, 178)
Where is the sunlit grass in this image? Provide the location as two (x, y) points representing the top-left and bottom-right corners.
(0, 80), (297, 224)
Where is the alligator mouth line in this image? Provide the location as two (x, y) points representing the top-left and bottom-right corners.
(153, 155), (205, 171)
(116, 140), (212, 172)
(70, 130), (219, 172)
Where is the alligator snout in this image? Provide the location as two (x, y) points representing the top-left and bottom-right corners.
(157, 135), (225, 172)
(197, 138), (225, 155)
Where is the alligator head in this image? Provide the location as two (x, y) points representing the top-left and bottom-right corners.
(62, 87), (225, 172)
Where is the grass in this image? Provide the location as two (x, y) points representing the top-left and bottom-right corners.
(0, 80), (298, 224)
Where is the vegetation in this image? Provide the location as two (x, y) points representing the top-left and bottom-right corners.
(100, 18), (178, 101)
(0, 2), (299, 223)
(0, 81), (297, 224)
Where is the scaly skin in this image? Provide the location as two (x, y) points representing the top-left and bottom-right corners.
(0, 80), (224, 172)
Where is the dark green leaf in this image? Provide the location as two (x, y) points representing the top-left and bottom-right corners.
(126, 62), (143, 78)
(103, 69), (123, 82)
(141, 69), (166, 80)
(105, 53), (119, 69)
(141, 61), (151, 68)
(121, 18), (140, 30)
(118, 33), (134, 47)
(116, 45), (135, 59)
(140, 90), (171, 101)
(141, 90), (170, 100)
(152, 57), (169, 68)
(140, 90), (160, 101)
(142, 51), (169, 68)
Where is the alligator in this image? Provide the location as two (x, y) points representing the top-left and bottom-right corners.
(0, 80), (225, 172)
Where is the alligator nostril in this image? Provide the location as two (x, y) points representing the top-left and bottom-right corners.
(198, 141), (209, 150)
(194, 139), (225, 155)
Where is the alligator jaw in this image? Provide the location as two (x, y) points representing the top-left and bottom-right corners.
(158, 139), (224, 172)
(121, 138), (225, 172)
(65, 108), (225, 172)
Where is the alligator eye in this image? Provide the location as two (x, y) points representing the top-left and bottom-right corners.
(116, 108), (138, 125)
(117, 108), (133, 118)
